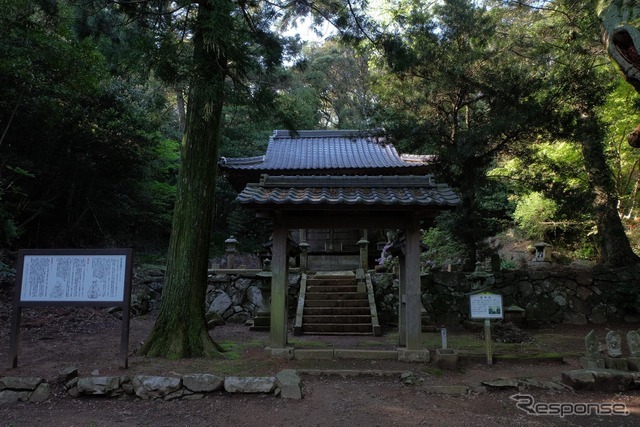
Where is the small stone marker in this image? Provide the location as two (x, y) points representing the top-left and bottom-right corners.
(585, 330), (600, 357)
(580, 330), (605, 369)
(605, 331), (628, 371)
(628, 331), (640, 357)
(606, 331), (623, 357)
(627, 330), (640, 371)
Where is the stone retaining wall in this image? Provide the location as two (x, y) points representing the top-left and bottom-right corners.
(137, 263), (640, 328)
(134, 269), (301, 324)
(206, 273), (301, 324)
(372, 264), (640, 327)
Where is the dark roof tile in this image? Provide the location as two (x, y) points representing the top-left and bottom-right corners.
(237, 175), (461, 209)
(219, 130), (432, 172)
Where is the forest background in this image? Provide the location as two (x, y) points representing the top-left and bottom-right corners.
(3, 0), (640, 273)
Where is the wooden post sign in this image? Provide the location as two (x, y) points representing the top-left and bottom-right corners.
(8, 248), (133, 369)
(469, 291), (503, 366)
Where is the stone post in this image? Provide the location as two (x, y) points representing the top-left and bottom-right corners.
(299, 242), (310, 273)
(225, 235), (238, 269)
(357, 238), (369, 271)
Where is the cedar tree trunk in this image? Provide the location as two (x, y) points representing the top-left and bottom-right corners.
(139, 1), (227, 358)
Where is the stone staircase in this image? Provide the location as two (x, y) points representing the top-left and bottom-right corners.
(294, 272), (381, 336)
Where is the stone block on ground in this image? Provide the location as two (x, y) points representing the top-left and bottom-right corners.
(435, 348), (458, 370)
(276, 369), (302, 400)
(132, 376), (182, 400)
(77, 376), (122, 396)
(562, 369), (640, 392)
(397, 349), (430, 362)
(181, 373), (224, 393)
(0, 377), (44, 391)
(224, 376), (276, 394)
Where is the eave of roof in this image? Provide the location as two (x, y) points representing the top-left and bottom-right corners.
(236, 174), (461, 210)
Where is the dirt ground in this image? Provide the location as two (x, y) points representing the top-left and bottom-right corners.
(1, 284), (640, 426)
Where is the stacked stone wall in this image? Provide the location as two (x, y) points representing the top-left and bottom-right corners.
(371, 264), (640, 327)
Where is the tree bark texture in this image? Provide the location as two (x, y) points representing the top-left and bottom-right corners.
(139, 1), (228, 358)
(580, 119), (639, 267)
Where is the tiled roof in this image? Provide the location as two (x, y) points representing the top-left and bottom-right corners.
(236, 175), (461, 209)
(219, 130), (433, 172)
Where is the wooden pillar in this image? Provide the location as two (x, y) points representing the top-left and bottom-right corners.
(398, 254), (407, 347)
(269, 213), (289, 348)
(404, 214), (422, 350)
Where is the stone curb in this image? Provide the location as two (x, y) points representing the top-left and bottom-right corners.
(270, 347), (430, 362)
(1, 367), (590, 404)
(0, 370), (303, 403)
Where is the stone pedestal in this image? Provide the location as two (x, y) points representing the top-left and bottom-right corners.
(627, 357), (640, 371)
(435, 348), (459, 370)
(604, 356), (629, 371)
(580, 356), (605, 369)
(398, 349), (430, 362)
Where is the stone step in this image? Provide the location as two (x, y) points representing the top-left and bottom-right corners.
(304, 299), (369, 308)
(306, 285), (358, 293)
(305, 292), (367, 300)
(307, 277), (357, 286)
(303, 323), (373, 334)
(303, 307), (371, 316)
(303, 315), (372, 324)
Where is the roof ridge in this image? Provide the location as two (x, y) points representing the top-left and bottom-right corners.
(272, 129), (385, 139)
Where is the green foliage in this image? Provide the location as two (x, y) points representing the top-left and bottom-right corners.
(0, 1), (180, 248)
(421, 221), (469, 271)
(513, 192), (558, 239)
(500, 259), (517, 270)
(289, 41), (374, 129)
(375, 0), (551, 264)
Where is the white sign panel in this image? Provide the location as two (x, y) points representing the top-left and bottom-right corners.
(469, 292), (503, 319)
(20, 254), (127, 302)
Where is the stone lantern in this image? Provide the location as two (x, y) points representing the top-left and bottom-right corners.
(225, 235), (238, 269)
(533, 242), (552, 262)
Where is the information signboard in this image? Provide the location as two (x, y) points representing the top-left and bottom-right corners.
(8, 248), (133, 369)
(469, 292), (503, 319)
(20, 253), (127, 303)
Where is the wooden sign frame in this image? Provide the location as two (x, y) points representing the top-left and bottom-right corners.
(8, 248), (133, 369)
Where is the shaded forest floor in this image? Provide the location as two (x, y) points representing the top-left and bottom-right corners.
(2, 281), (640, 426)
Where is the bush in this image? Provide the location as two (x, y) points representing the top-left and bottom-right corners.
(421, 227), (468, 271)
(513, 192), (557, 239)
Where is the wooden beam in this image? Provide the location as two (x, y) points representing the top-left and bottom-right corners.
(265, 211), (436, 229)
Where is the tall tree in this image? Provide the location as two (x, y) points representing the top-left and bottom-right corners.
(528, 0), (639, 266)
(375, 0), (548, 266)
(129, 0), (371, 358)
(139, 1), (231, 357)
(292, 40), (374, 129)
(0, 0), (178, 247)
